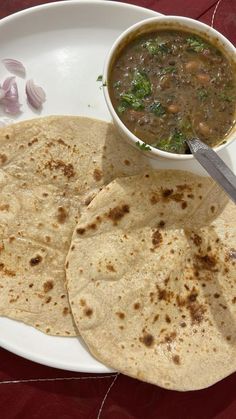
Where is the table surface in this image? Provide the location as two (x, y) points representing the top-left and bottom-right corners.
(0, 1), (236, 418)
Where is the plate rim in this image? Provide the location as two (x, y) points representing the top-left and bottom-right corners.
(0, 0), (158, 27)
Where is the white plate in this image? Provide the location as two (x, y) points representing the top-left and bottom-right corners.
(0, 0), (161, 373)
(0, 0), (235, 373)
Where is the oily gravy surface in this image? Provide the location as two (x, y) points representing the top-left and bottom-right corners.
(109, 30), (236, 154)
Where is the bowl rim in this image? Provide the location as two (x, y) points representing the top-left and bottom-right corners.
(103, 15), (236, 160)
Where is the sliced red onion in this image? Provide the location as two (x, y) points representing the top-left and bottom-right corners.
(2, 76), (16, 93)
(1, 99), (21, 115)
(0, 77), (21, 114)
(4, 79), (19, 101)
(25, 79), (46, 110)
(2, 58), (26, 77)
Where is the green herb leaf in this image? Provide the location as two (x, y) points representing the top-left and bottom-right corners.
(179, 117), (193, 135)
(149, 101), (166, 116)
(144, 40), (159, 55)
(160, 66), (176, 75)
(117, 104), (126, 113)
(218, 92), (234, 102)
(97, 74), (103, 82)
(114, 80), (121, 88)
(136, 141), (151, 151)
(120, 92), (144, 110)
(186, 36), (206, 52)
(132, 70), (151, 98)
(117, 71), (150, 112)
(155, 130), (187, 154)
(197, 88), (208, 100)
(143, 39), (169, 55)
(159, 43), (169, 53)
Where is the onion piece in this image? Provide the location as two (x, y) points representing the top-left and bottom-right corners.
(1, 99), (21, 115)
(2, 76), (16, 93)
(2, 58), (26, 77)
(25, 79), (46, 109)
(0, 77), (21, 115)
(4, 79), (19, 101)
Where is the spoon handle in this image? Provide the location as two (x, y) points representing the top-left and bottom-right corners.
(187, 138), (236, 204)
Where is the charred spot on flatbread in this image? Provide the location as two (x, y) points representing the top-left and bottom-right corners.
(107, 204), (130, 225)
(30, 255), (42, 266)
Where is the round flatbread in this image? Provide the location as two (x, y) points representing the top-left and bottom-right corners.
(0, 115), (148, 336)
(66, 170), (235, 390)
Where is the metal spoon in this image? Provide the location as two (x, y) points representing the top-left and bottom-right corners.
(186, 138), (236, 204)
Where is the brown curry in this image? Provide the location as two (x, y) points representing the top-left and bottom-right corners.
(109, 29), (236, 154)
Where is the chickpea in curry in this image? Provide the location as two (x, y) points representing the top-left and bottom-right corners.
(109, 30), (236, 154)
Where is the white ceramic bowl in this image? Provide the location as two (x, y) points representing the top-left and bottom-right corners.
(103, 16), (236, 160)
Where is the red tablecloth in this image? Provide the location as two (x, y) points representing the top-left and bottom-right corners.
(0, 1), (236, 418)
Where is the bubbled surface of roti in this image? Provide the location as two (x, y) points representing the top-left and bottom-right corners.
(0, 115), (148, 336)
(66, 170), (236, 389)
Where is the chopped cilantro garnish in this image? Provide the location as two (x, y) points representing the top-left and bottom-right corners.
(179, 117), (193, 135)
(159, 43), (169, 53)
(114, 80), (121, 88)
(155, 130), (187, 154)
(117, 104), (126, 113)
(144, 40), (159, 55)
(186, 36), (207, 52)
(97, 74), (106, 89)
(132, 70), (151, 98)
(149, 101), (166, 116)
(143, 39), (169, 55)
(218, 92), (234, 102)
(117, 70), (150, 112)
(197, 88), (208, 100)
(136, 141), (151, 151)
(160, 66), (176, 75)
(120, 92), (144, 110)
